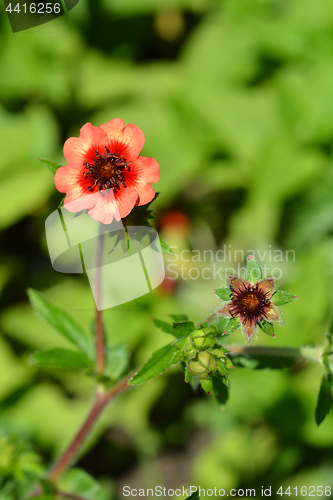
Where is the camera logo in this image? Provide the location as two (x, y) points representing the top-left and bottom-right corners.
(3, 0), (80, 33)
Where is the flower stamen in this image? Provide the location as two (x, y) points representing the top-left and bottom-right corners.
(83, 147), (131, 194)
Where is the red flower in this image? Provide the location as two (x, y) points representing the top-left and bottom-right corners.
(54, 119), (160, 224)
(217, 275), (281, 343)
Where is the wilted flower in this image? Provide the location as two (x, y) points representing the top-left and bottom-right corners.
(218, 274), (281, 343)
(55, 119), (160, 224)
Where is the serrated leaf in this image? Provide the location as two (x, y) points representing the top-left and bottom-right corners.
(214, 287), (231, 301)
(258, 320), (275, 337)
(315, 374), (333, 426)
(172, 321), (195, 336)
(271, 291), (296, 306)
(245, 257), (262, 284)
(159, 237), (174, 255)
(28, 348), (93, 370)
(169, 350), (182, 364)
(128, 344), (178, 385)
(39, 158), (62, 174)
(105, 343), (129, 380)
(27, 289), (94, 361)
(212, 374), (229, 409)
(169, 314), (189, 322)
(152, 318), (176, 335)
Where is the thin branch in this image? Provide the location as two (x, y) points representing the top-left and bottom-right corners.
(48, 390), (106, 483)
(47, 371), (136, 484)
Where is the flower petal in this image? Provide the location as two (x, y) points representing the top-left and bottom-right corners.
(55, 166), (97, 210)
(240, 317), (257, 343)
(87, 187), (138, 224)
(217, 301), (233, 317)
(124, 156), (160, 205)
(63, 123), (108, 170)
(257, 278), (276, 297)
(228, 275), (251, 292)
(264, 303), (281, 322)
(100, 119), (145, 162)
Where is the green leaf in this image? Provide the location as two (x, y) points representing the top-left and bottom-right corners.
(326, 314), (333, 347)
(152, 318), (175, 335)
(212, 374), (229, 409)
(27, 289), (94, 361)
(258, 320), (275, 337)
(232, 347), (298, 370)
(105, 343), (129, 380)
(59, 468), (100, 500)
(172, 321), (195, 336)
(315, 374), (333, 426)
(245, 256), (263, 284)
(224, 317), (240, 334)
(128, 344), (178, 385)
(186, 492), (200, 500)
(159, 237), (174, 255)
(28, 348), (93, 370)
(169, 314), (189, 322)
(271, 291), (296, 306)
(39, 158), (62, 174)
(214, 287), (231, 301)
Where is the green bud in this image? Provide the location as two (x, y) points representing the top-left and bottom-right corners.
(189, 351), (218, 379)
(191, 329), (216, 349)
(183, 337), (197, 358)
(207, 348), (226, 359)
(201, 378), (213, 393)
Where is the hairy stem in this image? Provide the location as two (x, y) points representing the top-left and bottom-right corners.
(47, 371), (135, 485)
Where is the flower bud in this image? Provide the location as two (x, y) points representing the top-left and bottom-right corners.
(189, 351), (218, 379)
(191, 329), (216, 349)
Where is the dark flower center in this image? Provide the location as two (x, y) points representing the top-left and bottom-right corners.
(230, 284), (270, 323)
(83, 147), (131, 194)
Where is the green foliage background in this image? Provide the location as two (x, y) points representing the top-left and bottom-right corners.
(0, 0), (333, 498)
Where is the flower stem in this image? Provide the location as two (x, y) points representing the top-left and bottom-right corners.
(47, 371), (135, 485)
(48, 389), (107, 484)
(95, 224), (105, 374)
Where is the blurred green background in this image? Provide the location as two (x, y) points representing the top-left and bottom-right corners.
(1, 0), (333, 498)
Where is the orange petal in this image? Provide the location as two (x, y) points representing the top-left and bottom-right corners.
(87, 187), (138, 224)
(125, 156), (160, 205)
(101, 119), (145, 162)
(63, 123), (108, 171)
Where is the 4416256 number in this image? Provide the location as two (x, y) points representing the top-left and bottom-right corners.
(5, 3), (61, 14)
(277, 486), (332, 496)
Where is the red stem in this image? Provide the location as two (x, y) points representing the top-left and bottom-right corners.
(47, 371), (135, 484)
(48, 391), (106, 483)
